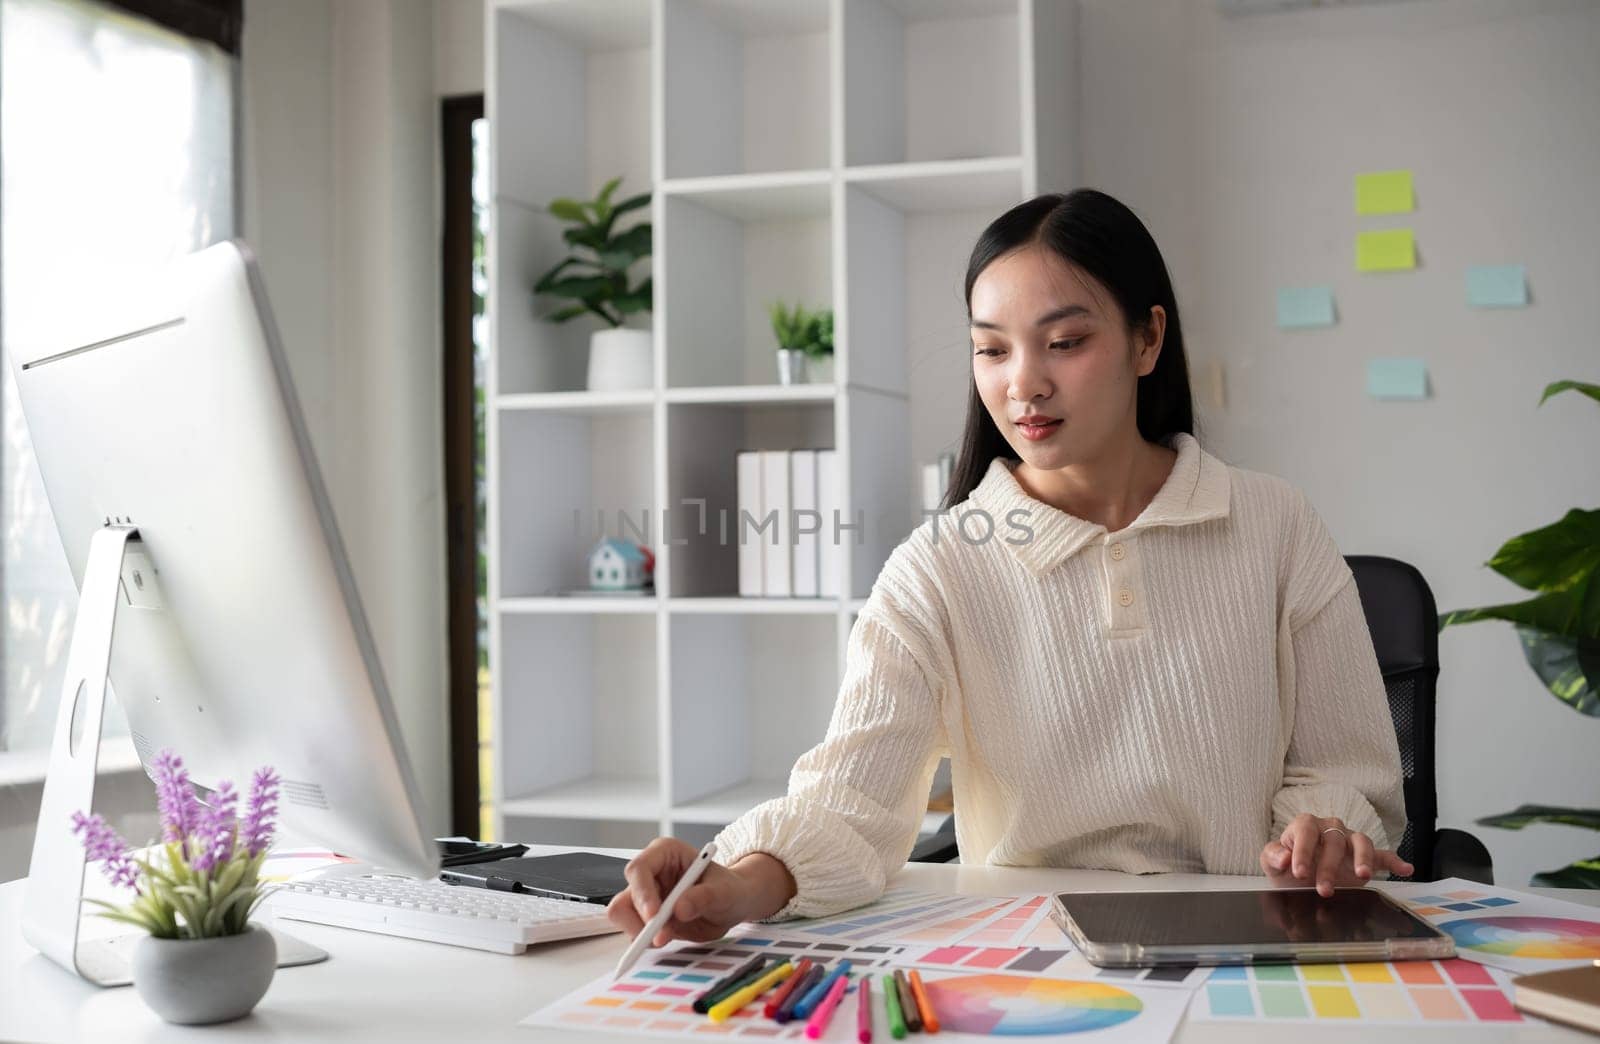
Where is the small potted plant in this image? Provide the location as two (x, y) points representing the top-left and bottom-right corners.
(532, 176), (653, 392)
(768, 301), (834, 386)
(74, 749), (281, 1024)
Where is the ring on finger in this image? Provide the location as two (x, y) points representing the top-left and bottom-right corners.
(1321, 827), (1348, 839)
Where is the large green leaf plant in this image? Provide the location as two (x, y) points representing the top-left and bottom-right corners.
(532, 176), (651, 328)
(1439, 379), (1600, 887)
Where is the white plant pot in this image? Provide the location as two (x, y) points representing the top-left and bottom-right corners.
(587, 328), (653, 392)
(131, 923), (276, 1025)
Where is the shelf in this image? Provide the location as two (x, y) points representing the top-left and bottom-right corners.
(844, 156), (1026, 213)
(665, 383), (835, 405)
(668, 597), (840, 615)
(671, 778), (788, 825)
(493, 0), (651, 52)
(661, 0), (831, 179)
(661, 170), (831, 220)
(842, 0), (1022, 168)
(498, 596), (658, 615)
(496, 390), (655, 414)
(501, 775), (661, 822)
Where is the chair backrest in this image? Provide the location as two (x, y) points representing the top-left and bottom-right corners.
(1344, 555), (1441, 882)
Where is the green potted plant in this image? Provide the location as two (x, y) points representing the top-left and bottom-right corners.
(1439, 379), (1599, 887)
(532, 176), (652, 392)
(73, 749), (282, 1023)
(767, 301), (833, 386)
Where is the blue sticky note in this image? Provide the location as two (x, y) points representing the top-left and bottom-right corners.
(1366, 358), (1429, 400)
(1466, 264), (1528, 308)
(1276, 286), (1336, 329)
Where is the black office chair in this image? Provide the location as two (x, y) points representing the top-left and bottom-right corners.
(909, 555), (1493, 883)
(1346, 555), (1490, 883)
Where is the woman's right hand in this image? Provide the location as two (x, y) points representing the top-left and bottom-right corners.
(606, 837), (797, 947)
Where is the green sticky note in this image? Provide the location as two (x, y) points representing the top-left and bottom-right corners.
(1356, 228), (1415, 273)
(1466, 264), (1528, 308)
(1367, 357), (1429, 400)
(1276, 285), (1336, 329)
(1355, 170), (1414, 215)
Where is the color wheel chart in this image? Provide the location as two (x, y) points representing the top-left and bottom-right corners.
(923, 975), (1143, 1036)
(1190, 959), (1523, 1025)
(1394, 878), (1600, 973)
(523, 935), (1193, 1041)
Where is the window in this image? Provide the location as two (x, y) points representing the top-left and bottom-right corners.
(0, 0), (236, 755)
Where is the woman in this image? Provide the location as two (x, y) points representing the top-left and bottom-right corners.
(608, 188), (1411, 948)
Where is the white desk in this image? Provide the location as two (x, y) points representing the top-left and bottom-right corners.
(3, 848), (1595, 1043)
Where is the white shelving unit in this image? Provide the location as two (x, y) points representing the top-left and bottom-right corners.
(486, 0), (1079, 848)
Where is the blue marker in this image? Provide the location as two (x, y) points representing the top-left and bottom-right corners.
(793, 959), (853, 1019)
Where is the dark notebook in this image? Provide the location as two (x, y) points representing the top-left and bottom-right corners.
(439, 851), (630, 905)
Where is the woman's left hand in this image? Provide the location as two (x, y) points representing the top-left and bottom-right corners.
(1259, 813), (1414, 897)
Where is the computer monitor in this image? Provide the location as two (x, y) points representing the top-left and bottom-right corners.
(10, 240), (440, 982)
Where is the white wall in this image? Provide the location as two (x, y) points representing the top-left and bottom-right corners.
(435, 0), (486, 96)
(1076, 0), (1600, 887)
(2, 0), (475, 882)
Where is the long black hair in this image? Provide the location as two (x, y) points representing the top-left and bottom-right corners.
(941, 189), (1195, 509)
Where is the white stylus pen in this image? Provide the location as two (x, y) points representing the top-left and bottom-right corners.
(612, 841), (718, 981)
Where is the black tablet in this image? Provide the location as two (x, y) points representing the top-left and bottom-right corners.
(439, 851), (629, 905)
(1050, 888), (1456, 968)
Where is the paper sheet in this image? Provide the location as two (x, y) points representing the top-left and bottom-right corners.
(1355, 170), (1415, 215)
(522, 933), (1194, 1042)
(1387, 877), (1600, 975)
(1466, 264), (1529, 308)
(1276, 285), (1337, 329)
(1356, 228), (1417, 272)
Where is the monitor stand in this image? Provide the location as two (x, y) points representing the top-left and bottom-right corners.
(21, 523), (328, 986)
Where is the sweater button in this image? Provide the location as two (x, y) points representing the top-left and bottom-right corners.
(1110, 542), (1126, 560)
(1118, 589), (1134, 607)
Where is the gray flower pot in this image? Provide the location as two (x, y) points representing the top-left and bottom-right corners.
(131, 923), (276, 1025)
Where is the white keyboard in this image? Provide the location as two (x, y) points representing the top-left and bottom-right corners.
(267, 873), (620, 954)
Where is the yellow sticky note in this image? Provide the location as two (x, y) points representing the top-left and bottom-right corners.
(1355, 170), (1414, 215)
(1356, 228), (1415, 272)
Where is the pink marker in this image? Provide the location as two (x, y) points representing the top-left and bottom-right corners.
(857, 976), (873, 1043)
(805, 973), (851, 1040)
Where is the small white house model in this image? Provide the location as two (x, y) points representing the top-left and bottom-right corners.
(587, 538), (651, 590)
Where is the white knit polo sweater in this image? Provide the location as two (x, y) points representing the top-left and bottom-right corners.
(713, 432), (1407, 920)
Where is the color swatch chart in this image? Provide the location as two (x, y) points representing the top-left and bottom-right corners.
(1391, 877), (1600, 974)
(746, 891), (1210, 989)
(1190, 958), (1523, 1025)
(772, 889), (1031, 945)
(523, 935), (1194, 1042)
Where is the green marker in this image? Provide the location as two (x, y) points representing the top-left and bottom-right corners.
(883, 973), (906, 1040)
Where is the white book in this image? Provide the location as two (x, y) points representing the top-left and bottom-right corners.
(760, 450), (791, 597)
(790, 450), (819, 598)
(736, 451), (764, 597)
(816, 449), (841, 598)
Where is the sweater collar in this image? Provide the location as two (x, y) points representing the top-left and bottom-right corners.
(964, 432), (1231, 576)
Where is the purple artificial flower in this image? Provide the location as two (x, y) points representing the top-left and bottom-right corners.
(71, 811), (141, 891)
(151, 748), (202, 844)
(241, 766), (280, 856)
(191, 779), (238, 873)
